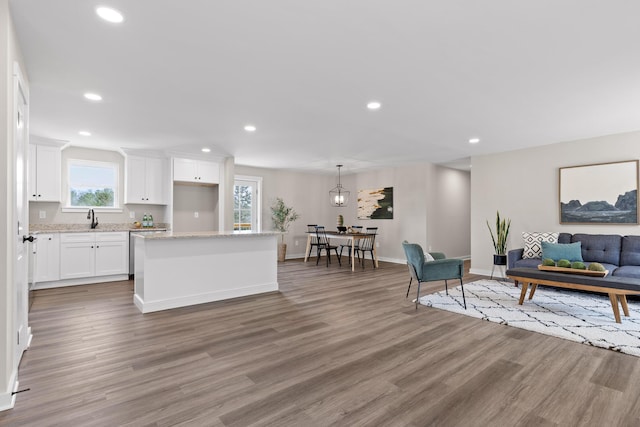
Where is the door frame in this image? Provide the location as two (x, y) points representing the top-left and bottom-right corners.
(234, 175), (262, 232)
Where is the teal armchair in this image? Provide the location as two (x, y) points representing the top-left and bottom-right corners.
(402, 241), (466, 309)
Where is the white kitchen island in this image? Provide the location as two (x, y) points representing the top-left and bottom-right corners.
(133, 231), (279, 313)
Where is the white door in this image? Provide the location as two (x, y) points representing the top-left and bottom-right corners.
(234, 176), (262, 231)
(14, 63), (30, 361)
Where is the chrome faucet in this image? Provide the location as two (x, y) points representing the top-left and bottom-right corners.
(87, 209), (98, 229)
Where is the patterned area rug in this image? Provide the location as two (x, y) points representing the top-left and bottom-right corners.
(419, 279), (640, 357)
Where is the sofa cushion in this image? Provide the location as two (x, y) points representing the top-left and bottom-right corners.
(522, 232), (558, 259)
(571, 234), (622, 266)
(558, 233), (572, 244)
(613, 266), (640, 279)
(513, 257), (542, 269)
(541, 241), (583, 262)
(621, 236), (640, 266)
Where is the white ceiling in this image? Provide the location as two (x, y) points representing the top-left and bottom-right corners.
(10, 1), (640, 173)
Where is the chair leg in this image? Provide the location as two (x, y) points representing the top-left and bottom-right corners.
(316, 247), (322, 265)
(370, 251), (375, 269)
(406, 277), (412, 298)
(460, 278), (466, 309)
(445, 279), (449, 295)
(334, 249), (342, 266)
(415, 281), (422, 309)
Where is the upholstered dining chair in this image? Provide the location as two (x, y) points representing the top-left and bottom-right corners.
(315, 226), (342, 267)
(307, 224), (320, 259)
(402, 241), (466, 309)
(339, 225), (363, 264)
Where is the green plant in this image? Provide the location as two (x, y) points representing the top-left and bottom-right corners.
(270, 198), (300, 242)
(571, 261), (586, 270)
(486, 211), (511, 255)
(588, 262), (606, 272)
(542, 258), (556, 266)
(557, 259), (571, 268)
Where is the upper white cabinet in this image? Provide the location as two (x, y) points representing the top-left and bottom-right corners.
(173, 158), (220, 184)
(125, 155), (168, 204)
(29, 144), (61, 202)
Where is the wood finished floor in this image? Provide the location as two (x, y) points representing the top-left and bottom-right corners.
(2, 258), (640, 426)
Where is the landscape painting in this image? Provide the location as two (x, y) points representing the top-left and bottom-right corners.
(358, 187), (394, 219)
(560, 160), (638, 224)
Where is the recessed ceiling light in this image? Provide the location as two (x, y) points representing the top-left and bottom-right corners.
(84, 92), (102, 101)
(78, 131), (91, 136)
(96, 6), (124, 23)
(469, 138), (480, 144)
(244, 125), (256, 132)
(367, 101), (382, 110)
(201, 148), (211, 153)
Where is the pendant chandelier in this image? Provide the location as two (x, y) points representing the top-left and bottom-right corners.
(329, 164), (350, 207)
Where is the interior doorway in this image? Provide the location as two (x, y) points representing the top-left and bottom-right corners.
(234, 176), (262, 231)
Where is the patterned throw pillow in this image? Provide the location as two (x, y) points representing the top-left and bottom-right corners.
(522, 232), (559, 259)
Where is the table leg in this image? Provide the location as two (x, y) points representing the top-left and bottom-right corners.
(518, 282), (529, 305)
(373, 247), (379, 268)
(609, 293), (622, 323)
(528, 283), (538, 300)
(304, 234), (312, 262)
(351, 239), (355, 272)
(619, 295), (630, 317)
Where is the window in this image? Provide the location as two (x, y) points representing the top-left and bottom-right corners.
(234, 176), (262, 231)
(67, 159), (119, 209)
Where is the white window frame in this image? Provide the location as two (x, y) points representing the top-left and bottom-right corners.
(63, 158), (122, 212)
(234, 175), (262, 232)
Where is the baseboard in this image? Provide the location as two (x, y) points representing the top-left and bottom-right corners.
(0, 373), (18, 412)
(33, 274), (130, 289)
(469, 267), (507, 279)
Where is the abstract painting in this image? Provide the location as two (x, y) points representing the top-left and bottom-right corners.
(559, 160), (638, 224)
(358, 187), (393, 219)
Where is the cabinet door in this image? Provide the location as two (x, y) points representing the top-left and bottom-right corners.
(125, 156), (148, 204)
(95, 240), (128, 276)
(34, 233), (60, 282)
(145, 157), (167, 204)
(60, 242), (95, 279)
(173, 158), (198, 182)
(35, 145), (62, 202)
(197, 161), (220, 184)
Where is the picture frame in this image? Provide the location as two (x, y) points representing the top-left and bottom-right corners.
(357, 187), (393, 219)
(559, 160), (638, 224)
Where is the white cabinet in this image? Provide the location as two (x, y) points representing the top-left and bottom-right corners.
(33, 233), (60, 283)
(60, 232), (128, 280)
(173, 158), (220, 184)
(125, 156), (168, 204)
(29, 144), (61, 202)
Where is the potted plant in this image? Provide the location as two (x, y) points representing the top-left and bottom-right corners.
(271, 197), (300, 262)
(486, 211), (511, 266)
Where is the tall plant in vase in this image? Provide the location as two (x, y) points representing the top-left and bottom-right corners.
(486, 210), (511, 266)
(271, 197), (300, 262)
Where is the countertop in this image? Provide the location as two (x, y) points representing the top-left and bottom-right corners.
(134, 230), (281, 240)
(30, 223), (169, 233)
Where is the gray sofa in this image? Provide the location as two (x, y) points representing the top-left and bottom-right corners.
(508, 233), (640, 279)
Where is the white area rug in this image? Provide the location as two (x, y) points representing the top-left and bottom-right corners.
(419, 279), (640, 357)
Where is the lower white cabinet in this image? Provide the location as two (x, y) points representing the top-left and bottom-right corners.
(34, 233), (60, 283)
(60, 232), (129, 280)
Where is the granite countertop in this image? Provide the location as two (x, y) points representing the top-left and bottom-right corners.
(30, 223), (169, 233)
(135, 230), (281, 240)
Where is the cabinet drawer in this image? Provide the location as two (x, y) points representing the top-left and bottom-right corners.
(60, 233), (94, 243)
(96, 232), (128, 242)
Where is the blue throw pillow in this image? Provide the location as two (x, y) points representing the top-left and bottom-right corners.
(541, 241), (583, 262)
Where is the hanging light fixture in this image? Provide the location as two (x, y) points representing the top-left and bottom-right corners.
(329, 164), (350, 207)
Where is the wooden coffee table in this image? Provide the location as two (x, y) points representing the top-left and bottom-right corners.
(506, 267), (640, 323)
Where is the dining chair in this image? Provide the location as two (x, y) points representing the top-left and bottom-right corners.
(315, 226), (341, 267)
(339, 225), (363, 264)
(356, 227), (378, 269)
(307, 224), (320, 259)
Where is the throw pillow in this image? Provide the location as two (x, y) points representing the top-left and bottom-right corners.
(522, 232), (559, 259)
(424, 252), (435, 262)
(541, 241), (583, 262)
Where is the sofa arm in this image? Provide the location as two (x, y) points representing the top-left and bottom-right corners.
(508, 248), (524, 270)
(429, 252), (446, 260)
(421, 258), (463, 281)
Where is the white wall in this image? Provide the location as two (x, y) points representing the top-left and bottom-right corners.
(236, 162), (471, 262)
(471, 130), (640, 276)
(172, 184), (218, 232)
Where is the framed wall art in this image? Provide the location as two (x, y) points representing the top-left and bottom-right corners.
(357, 187), (393, 219)
(559, 160), (638, 224)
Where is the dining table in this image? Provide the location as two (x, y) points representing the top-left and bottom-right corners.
(304, 231), (379, 271)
